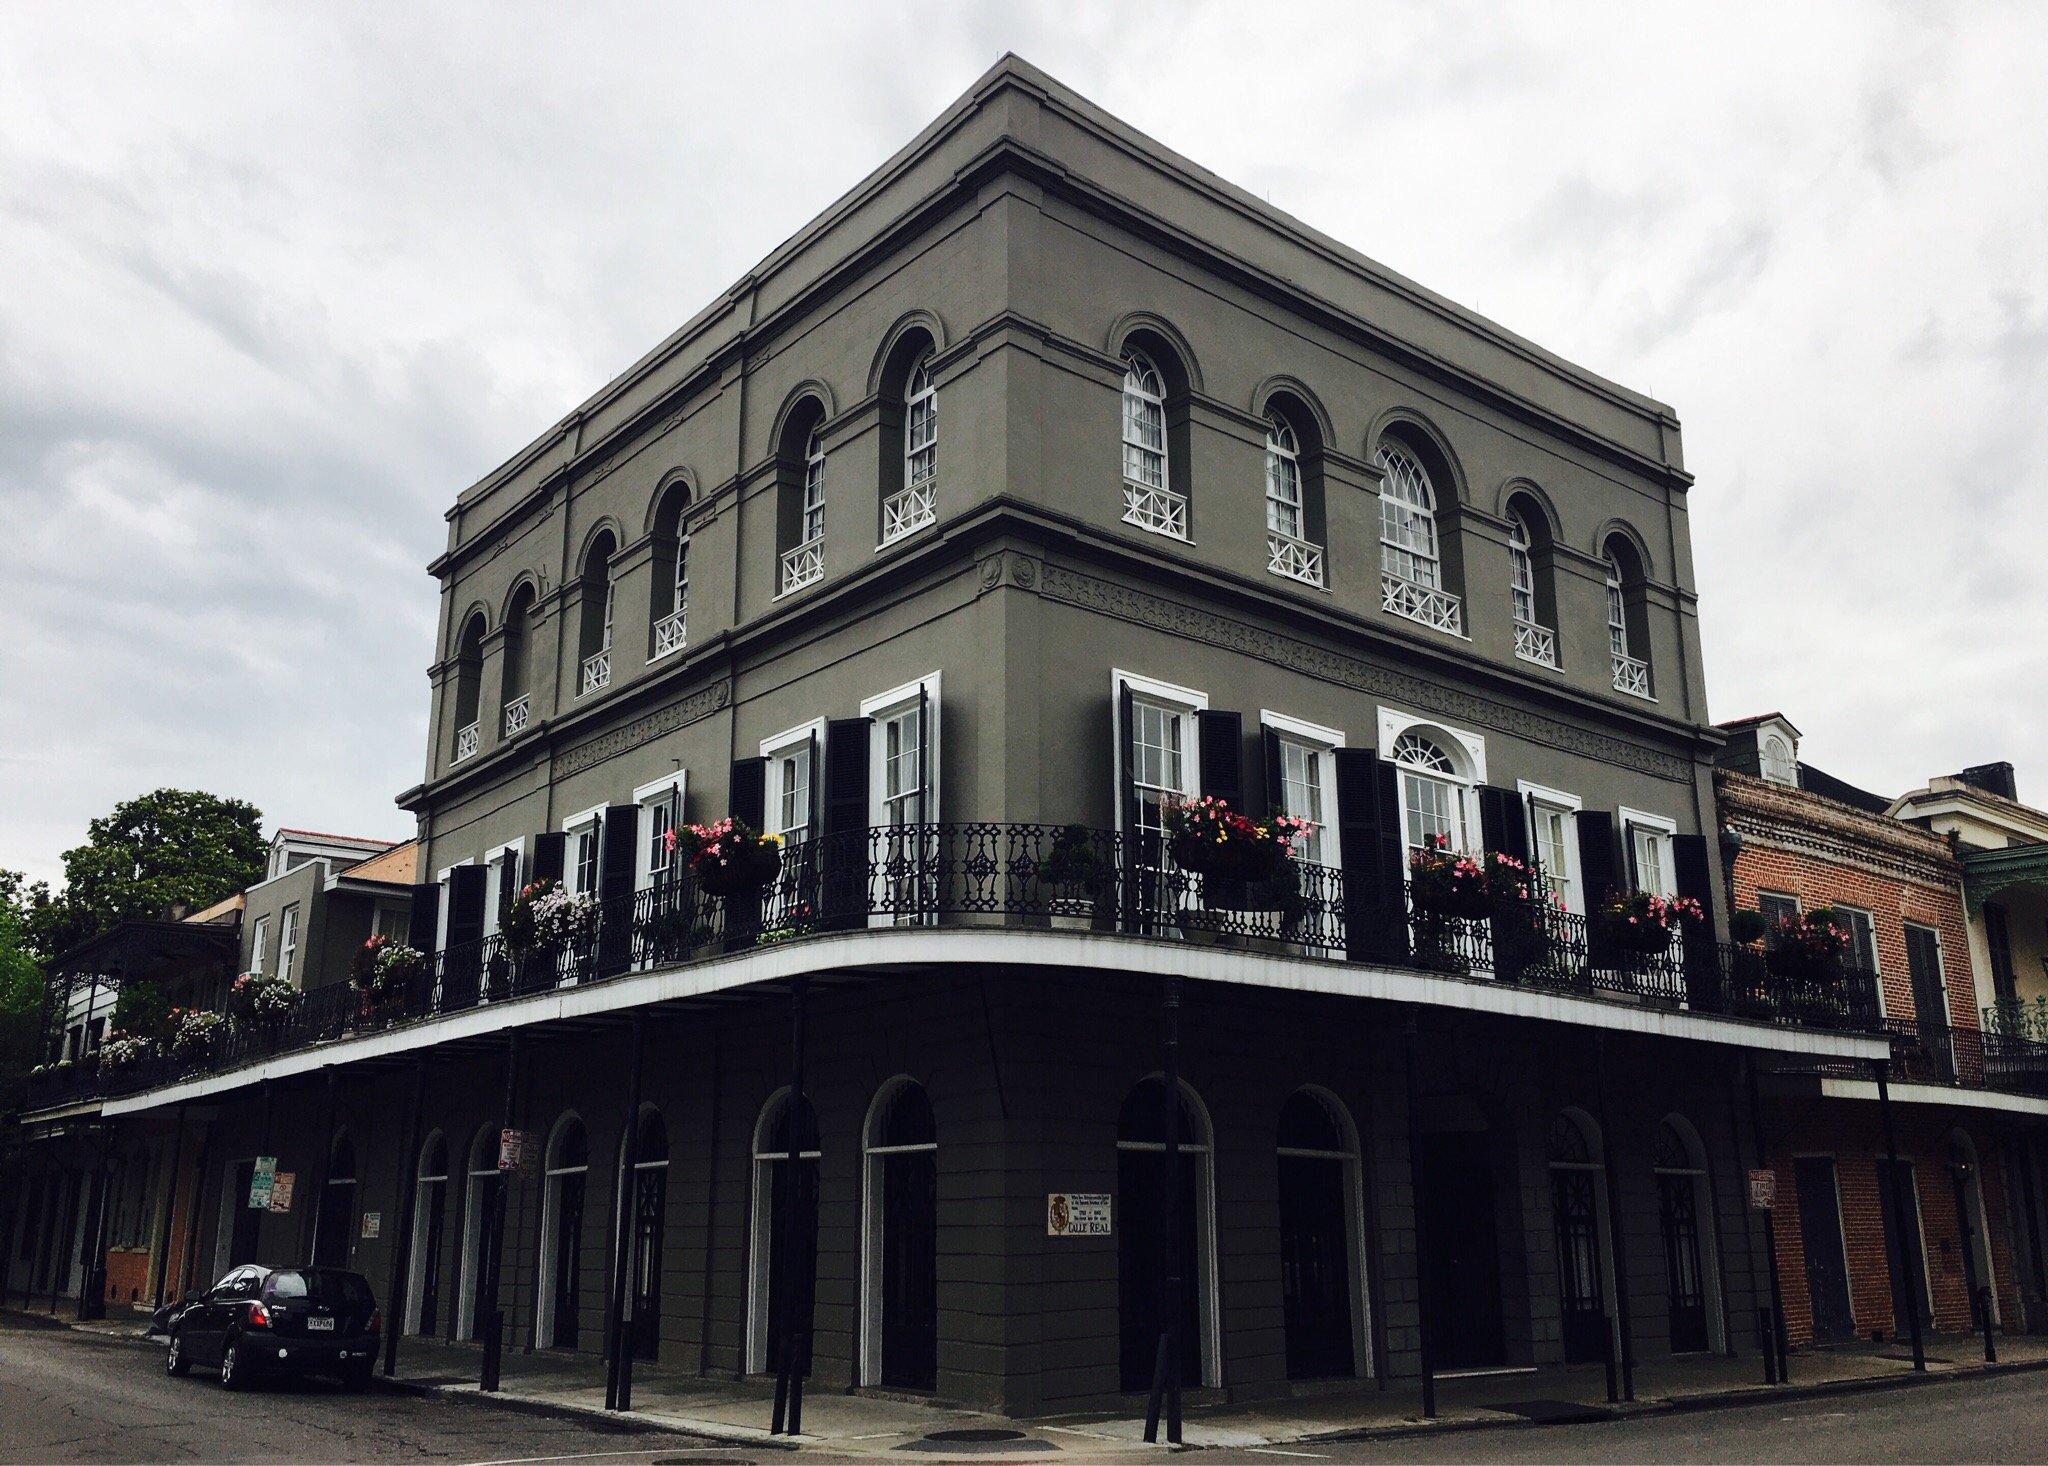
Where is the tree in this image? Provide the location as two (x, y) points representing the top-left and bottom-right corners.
(0, 887), (44, 1113)
(37, 790), (266, 957)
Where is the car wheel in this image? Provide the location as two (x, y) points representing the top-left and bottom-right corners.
(165, 1330), (189, 1377)
(219, 1336), (243, 1391)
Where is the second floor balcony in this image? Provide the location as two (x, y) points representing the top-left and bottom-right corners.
(502, 693), (530, 738)
(1382, 573), (1463, 635)
(37, 823), (1889, 1114)
(454, 720), (479, 762)
(1982, 999), (2048, 1095)
(781, 538), (824, 593)
(1612, 652), (1652, 699)
(580, 648), (611, 695)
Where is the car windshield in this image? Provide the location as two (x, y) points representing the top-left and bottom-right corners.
(264, 1269), (373, 1307)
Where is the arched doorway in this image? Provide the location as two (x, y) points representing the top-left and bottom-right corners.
(627, 1108), (668, 1361)
(314, 1133), (357, 1269)
(1653, 1116), (1721, 1353)
(748, 1090), (820, 1376)
(1116, 1076), (1217, 1392)
(1548, 1110), (1614, 1365)
(862, 1078), (937, 1389)
(539, 1114), (590, 1349)
(1949, 1130), (2001, 1328)
(409, 1132), (449, 1335)
(1276, 1088), (1365, 1379)
(458, 1125), (500, 1341)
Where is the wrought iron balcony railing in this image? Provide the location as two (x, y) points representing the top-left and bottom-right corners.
(1982, 1001), (2048, 1094)
(1514, 619), (1557, 668)
(32, 824), (1887, 1109)
(1382, 574), (1464, 635)
(502, 694), (530, 738)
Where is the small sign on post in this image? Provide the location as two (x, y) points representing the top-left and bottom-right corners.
(1047, 1193), (1112, 1237)
(498, 1128), (530, 1173)
(1748, 1168), (1776, 1211)
(361, 1211), (382, 1239)
(248, 1156), (277, 1209)
(268, 1173), (296, 1213)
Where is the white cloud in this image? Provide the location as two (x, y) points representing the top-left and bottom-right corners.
(3, 0), (2045, 881)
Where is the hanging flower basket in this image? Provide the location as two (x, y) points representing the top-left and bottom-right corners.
(683, 819), (784, 898)
(1765, 911), (1850, 980)
(1407, 836), (1492, 920)
(1161, 797), (1306, 882)
(165, 1008), (227, 1066)
(229, 971), (302, 1023)
(1595, 891), (1702, 957)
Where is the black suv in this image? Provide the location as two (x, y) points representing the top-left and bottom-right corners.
(165, 1265), (381, 1390)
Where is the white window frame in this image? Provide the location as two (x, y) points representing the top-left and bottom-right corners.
(562, 806), (605, 899)
(1378, 708), (1486, 861)
(1119, 350), (1184, 541)
(860, 673), (943, 829)
(633, 773), (688, 893)
(1518, 780), (1586, 915)
(372, 904), (409, 942)
(248, 916), (270, 976)
(481, 838), (526, 939)
(277, 904), (300, 986)
(1112, 670), (1208, 836)
(1760, 734), (1796, 785)
(884, 355), (938, 545)
(1260, 710), (1344, 870)
(761, 720), (826, 847)
(1619, 807), (1679, 897)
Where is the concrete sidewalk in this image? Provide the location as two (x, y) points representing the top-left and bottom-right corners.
(28, 1306), (2048, 1453)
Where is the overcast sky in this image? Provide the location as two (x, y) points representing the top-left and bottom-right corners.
(3, 2), (2045, 884)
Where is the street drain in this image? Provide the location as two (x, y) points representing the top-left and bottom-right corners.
(926, 1431), (1027, 1443)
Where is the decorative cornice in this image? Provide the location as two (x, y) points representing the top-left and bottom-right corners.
(557, 680), (733, 778)
(1031, 560), (1692, 783)
(1716, 771), (1962, 888)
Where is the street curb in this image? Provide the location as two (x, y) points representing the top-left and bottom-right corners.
(1295, 1355), (2048, 1448)
(376, 1374), (798, 1451)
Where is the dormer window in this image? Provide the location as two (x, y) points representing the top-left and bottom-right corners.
(1760, 734), (1796, 785)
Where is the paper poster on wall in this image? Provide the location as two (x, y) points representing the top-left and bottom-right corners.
(248, 1156), (277, 1209)
(1047, 1193), (1112, 1237)
(499, 1128), (530, 1173)
(267, 1172), (296, 1213)
(361, 1211), (382, 1239)
(1747, 1168), (1776, 1211)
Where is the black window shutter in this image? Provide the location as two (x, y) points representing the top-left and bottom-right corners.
(1262, 725), (1285, 817)
(532, 831), (567, 888)
(601, 805), (640, 901)
(1197, 710), (1243, 808)
(1335, 748), (1404, 963)
(1116, 682), (1137, 831)
(1478, 786), (1515, 858)
(730, 757), (767, 831)
(409, 882), (441, 952)
(1672, 834), (1715, 928)
(824, 719), (870, 837)
(1576, 811), (1619, 905)
(445, 866), (487, 950)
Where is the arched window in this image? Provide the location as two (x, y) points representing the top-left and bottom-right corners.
(578, 531), (616, 695)
(409, 1132), (449, 1335)
(502, 584), (534, 738)
(778, 400), (828, 593)
(458, 1124), (500, 1341)
(1653, 1117), (1721, 1353)
(1760, 735), (1795, 785)
(313, 1132), (357, 1269)
(1120, 349), (1184, 538)
(1547, 1110), (1615, 1366)
(1604, 537), (1652, 699)
(651, 486), (691, 661)
(1276, 1089), (1366, 1380)
(1264, 407), (1326, 587)
(1391, 729), (1473, 856)
(451, 613), (486, 762)
(538, 1115), (590, 1349)
(1506, 502), (1557, 667)
(861, 1079), (938, 1389)
(1116, 1076), (1217, 1391)
(626, 1107), (669, 1361)
(884, 353), (938, 544)
(1377, 437), (1463, 633)
(748, 1090), (821, 1376)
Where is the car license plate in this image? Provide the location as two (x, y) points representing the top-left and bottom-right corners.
(308, 1316), (335, 1331)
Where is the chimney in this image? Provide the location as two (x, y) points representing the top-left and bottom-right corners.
(1957, 761), (2018, 802)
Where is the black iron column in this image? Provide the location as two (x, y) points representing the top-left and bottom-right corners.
(1726, 1060), (1776, 1383)
(1403, 1011), (1436, 1419)
(303, 1069), (341, 1262)
(76, 1123), (114, 1321)
(605, 1015), (647, 1411)
(772, 977), (811, 1436)
(1593, 1034), (1635, 1401)
(179, 1123), (217, 1299)
(481, 1035), (522, 1393)
(383, 1060), (430, 1378)
(1947, 1152), (1997, 1363)
(150, 1106), (189, 1312)
(1143, 972), (1185, 1446)
(1872, 1058), (1926, 1372)
(1745, 1055), (1791, 1381)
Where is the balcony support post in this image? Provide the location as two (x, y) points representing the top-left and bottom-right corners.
(1143, 972), (1185, 1445)
(1593, 1032), (1635, 1401)
(605, 1014), (647, 1412)
(771, 977), (811, 1436)
(1872, 1058), (1926, 1372)
(150, 1103), (190, 1312)
(1743, 1055), (1790, 1381)
(480, 1035), (521, 1393)
(76, 1121), (114, 1321)
(1947, 1156), (1997, 1363)
(178, 1122), (217, 1301)
(383, 1059), (429, 1379)
(303, 1067), (340, 1263)
(1403, 1009), (1437, 1418)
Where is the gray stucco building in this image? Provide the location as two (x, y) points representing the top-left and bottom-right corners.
(10, 57), (1898, 1425)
